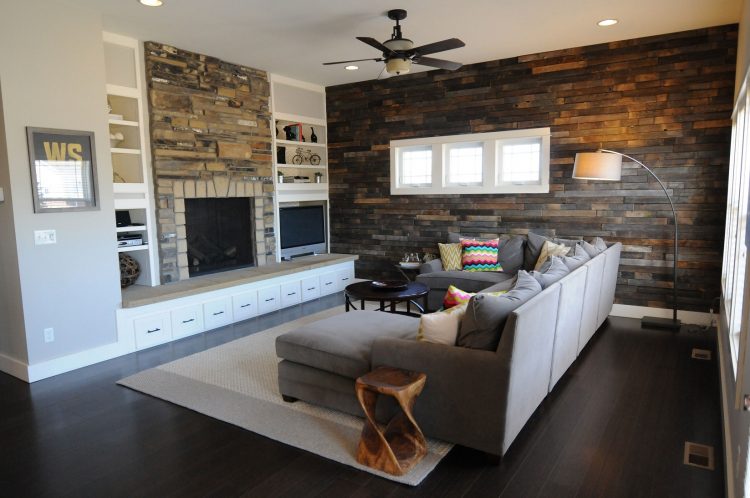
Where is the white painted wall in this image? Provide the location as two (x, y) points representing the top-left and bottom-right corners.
(0, 0), (121, 370)
(0, 79), (28, 366)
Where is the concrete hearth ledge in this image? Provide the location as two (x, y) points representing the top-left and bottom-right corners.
(121, 254), (358, 309)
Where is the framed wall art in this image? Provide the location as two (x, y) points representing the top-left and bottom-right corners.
(26, 127), (99, 213)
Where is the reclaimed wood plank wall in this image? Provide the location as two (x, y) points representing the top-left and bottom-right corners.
(326, 26), (737, 311)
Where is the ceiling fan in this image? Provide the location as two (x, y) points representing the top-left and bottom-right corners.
(323, 9), (465, 76)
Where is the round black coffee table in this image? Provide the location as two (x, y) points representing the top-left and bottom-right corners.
(345, 281), (429, 316)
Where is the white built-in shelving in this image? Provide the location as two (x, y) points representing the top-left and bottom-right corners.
(104, 31), (159, 287)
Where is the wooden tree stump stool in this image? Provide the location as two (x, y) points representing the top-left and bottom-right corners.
(355, 366), (427, 476)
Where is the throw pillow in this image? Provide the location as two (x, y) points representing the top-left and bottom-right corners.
(581, 240), (602, 258)
(562, 244), (592, 271)
(534, 240), (571, 271)
(592, 237), (608, 252)
(438, 242), (463, 271)
(457, 271), (542, 351)
(497, 235), (526, 274)
(461, 238), (502, 272)
(417, 303), (468, 345)
(443, 285), (475, 309)
(524, 232), (551, 271)
(530, 256), (571, 289)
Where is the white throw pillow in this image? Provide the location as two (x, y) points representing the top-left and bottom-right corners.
(534, 240), (570, 271)
(417, 303), (468, 345)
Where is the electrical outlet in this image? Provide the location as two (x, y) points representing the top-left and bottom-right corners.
(34, 230), (57, 245)
(43, 328), (54, 343)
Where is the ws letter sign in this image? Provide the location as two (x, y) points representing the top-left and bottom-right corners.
(27, 127), (99, 213)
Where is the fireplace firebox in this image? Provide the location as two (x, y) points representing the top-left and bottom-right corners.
(185, 198), (255, 277)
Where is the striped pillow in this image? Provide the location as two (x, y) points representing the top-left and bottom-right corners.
(443, 285), (476, 309)
(438, 242), (463, 271)
(461, 238), (502, 272)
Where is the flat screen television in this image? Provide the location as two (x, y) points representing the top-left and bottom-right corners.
(279, 205), (327, 259)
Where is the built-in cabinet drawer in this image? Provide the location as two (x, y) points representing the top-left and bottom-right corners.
(203, 297), (233, 330)
(300, 276), (320, 302)
(320, 271), (339, 296)
(258, 285), (281, 315)
(337, 268), (354, 290)
(171, 304), (204, 339)
(232, 291), (258, 322)
(280, 281), (301, 308)
(133, 312), (172, 350)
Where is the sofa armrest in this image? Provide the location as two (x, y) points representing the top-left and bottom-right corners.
(419, 258), (443, 274)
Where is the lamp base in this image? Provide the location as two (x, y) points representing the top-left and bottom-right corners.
(641, 316), (681, 331)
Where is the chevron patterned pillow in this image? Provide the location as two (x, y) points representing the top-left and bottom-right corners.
(460, 238), (502, 272)
(438, 242), (463, 271)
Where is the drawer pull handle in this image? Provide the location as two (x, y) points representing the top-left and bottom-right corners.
(182, 318), (195, 324)
(240, 304), (251, 308)
(213, 311), (224, 316)
(342, 278), (349, 281)
(325, 282), (332, 286)
(265, 298), (275, 302)
(147, 328), (161, 334)
(307, 287), (315, 291)
(287, 292), (296, 296)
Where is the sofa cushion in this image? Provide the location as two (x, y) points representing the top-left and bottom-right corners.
(438, 242), (463, 271)
(531, 256), (571, 289)
(563, 244), (592, 271)
(457, 271), (542, 351)
(417, 270), (514, 293)
(275, 311), (418, 379)
(498, 235), (525, 274)
(417, 303), (468, 345)
(524, 232), (549, 271)
(461, 238), (502, 272)
(581, 240), (602, 258)
(592, 237), (608, 252)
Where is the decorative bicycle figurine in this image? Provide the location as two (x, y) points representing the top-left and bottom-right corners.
(292, 147), (321, 165)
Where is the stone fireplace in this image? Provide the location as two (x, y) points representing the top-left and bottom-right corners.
(145, 42), (275, 283)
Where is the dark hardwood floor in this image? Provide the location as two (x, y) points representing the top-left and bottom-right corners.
(0, 294), (724, 497)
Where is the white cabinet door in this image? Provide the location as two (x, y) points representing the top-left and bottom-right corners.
(300, 275), (320, 302)
(232, 291), (258, 322)
(337, 267), (354, 291)
(133, 312), (172, 350)
(258, 285), (281, 315)
(203, 298), (233, 330)
(280, 281), (301, 308)
(171, 304), (204, 339)
(320, 271), (338, 296)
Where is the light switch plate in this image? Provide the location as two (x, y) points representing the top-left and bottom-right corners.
(34, 229), (57, 245)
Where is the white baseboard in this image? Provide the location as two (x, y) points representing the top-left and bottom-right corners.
(610, 304), (712, 326)
(0, 353), (30, 382)
(25, 341), (131, 383)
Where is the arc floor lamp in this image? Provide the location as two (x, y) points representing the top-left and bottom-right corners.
(573, 149), (681, 331)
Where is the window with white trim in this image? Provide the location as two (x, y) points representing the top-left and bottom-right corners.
(390, 128), (550, 195)
(398, 146), (432, 186)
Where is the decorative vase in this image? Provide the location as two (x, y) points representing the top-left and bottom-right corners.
(310, 127), (318, 143)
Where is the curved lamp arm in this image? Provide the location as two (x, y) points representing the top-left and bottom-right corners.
(598, 149), (679, 324)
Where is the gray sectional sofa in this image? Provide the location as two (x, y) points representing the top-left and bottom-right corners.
(275, 241), (621, 459)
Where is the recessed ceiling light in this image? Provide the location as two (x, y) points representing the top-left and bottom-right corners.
(139, 0), (163, 6)
(345, 65), (359, 71)
(597, 19), (618, 27)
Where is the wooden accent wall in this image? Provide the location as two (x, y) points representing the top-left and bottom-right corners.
(326, 26), (737, 311)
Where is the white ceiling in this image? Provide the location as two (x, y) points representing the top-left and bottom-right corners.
(69, 0), (740, 87)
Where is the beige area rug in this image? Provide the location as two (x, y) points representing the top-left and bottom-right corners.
(117, 306), (453, 486)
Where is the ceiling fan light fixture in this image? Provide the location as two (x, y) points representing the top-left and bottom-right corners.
(386, 58), (411, 75)
(383, 38), (414, 52)
(597, 18), (618, 26)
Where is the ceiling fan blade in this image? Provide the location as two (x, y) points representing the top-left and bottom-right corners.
(323, 58), (383, 66)
(356, 36), (394, 55)
(413, 56), (463, 71)
(411, 38), (465, 56)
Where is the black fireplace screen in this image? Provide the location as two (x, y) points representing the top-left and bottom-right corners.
(184, 198), (255, 277)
